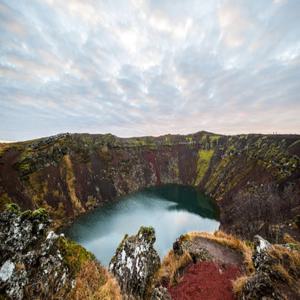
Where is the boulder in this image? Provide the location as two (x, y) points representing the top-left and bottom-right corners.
(109, 226), (160, 299)
(0, 207), (71, 299)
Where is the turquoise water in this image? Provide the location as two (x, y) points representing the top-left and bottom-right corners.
(64, 184), (219, 266)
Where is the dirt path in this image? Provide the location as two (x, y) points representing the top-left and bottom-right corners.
(182, 236), (244, 266)
(168, 236), (245, 300)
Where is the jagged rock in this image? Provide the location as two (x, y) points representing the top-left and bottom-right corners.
(173, 238), (183, 256)
(0, 208), (71, 299)
(151, 285), (172, 300)
(240, 235), (287, 300)
(252, 235), (274, 273)
(240, 273), (284, 300)
(109, 226), (160, 299)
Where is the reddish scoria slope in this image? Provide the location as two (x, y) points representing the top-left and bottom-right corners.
(167, 234), (246, 300)
(168, 261), (241, 300)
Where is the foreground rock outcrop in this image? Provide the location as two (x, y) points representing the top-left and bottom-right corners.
(0, 132), (299, 242)
(1, 205), (299, 300)
(238, 235), (300, 299)
(0, 205), (120, 300)
(109, 226), (160, 299)
(151, 231), (300, 300)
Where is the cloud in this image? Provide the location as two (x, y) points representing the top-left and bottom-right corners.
(0, 0), (299, 140)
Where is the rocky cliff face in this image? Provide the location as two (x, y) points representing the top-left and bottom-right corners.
(0, 131), (299, 241)
(0, 205), (120, 300)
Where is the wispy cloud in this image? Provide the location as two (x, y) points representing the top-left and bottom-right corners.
(0, 0), (300, 140)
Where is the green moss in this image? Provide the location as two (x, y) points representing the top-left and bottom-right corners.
(20, 210), (33, 219)
(0, 145), (9, 158)
(204, 155), (231, 195)
(0, 193), (12, 211)
(194, 149), (214, 186)
(57, 237), (95, 275)
(210, 135), (220, 142)
(19, 162), (31, 172)
(186, 136), (193, 143)
(32, 207), (48, 219)
(138, 226), (155, 242)
(5, 203), (20, 214)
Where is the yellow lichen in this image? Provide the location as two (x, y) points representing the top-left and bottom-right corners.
(194, 149), (214, 185)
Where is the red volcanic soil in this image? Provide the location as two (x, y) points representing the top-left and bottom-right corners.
(168, 261), (241, 300)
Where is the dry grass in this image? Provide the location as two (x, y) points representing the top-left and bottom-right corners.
(232, 275), (249, 296)
(154, 250), (192, 286)
(63, 155), (84, 213)
(186, 231), (254, 273)
(273, 264), (293, 285)
(232, 241), (300, 297)
(271, 244), (300, 270)
(269, 244), (300, 288)
(67, 260), (121, 300)
(283, 234), (299, 244)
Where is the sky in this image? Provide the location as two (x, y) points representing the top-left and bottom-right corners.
(0, 0), (300, 141)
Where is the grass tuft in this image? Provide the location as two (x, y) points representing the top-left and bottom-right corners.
(67, 260), (121, 300)
(154, 250), (192, 286)
(232, 275), (249, 296)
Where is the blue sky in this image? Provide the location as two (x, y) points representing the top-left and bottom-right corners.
(0, 0), (300, 141)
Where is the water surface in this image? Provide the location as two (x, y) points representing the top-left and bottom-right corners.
(64, 184), (219, 266)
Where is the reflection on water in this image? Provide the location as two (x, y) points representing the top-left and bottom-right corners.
(64, 184), (220, 266)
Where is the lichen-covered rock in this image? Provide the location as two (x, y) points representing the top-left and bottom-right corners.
(239, 235), (300, 299)
(252, 235), (273, 271)
(109, 226), (160, 299)
(151, 285), (172, 300)
(240, 273), (284, 300)
(0, 207), (71, 299)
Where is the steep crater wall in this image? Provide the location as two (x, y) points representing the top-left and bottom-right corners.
(0, 131), (299, 241)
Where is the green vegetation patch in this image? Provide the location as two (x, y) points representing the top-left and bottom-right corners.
(210, 135), (220, 142)
(5, 203), (20, 214)
(0, 145), (9, 158)
(194, 149), (214, 185)
(0, 193), (12, 211)
(57, 237), (95, 276)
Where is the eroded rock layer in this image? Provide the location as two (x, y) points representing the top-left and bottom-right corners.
(0, 131), (299, 241)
